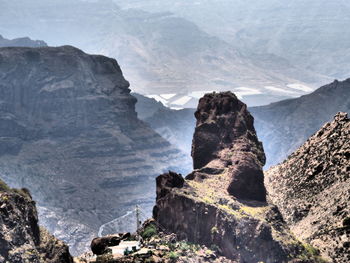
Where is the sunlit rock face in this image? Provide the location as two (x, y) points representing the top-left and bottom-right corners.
(265, 112), (350, 263)
(0, 46), (190, 254)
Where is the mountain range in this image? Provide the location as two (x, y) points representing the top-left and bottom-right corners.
(0, 0), (330, 106)
(117, 0), (350, 81)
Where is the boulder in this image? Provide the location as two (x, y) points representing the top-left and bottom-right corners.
(91, 233), (131, 255)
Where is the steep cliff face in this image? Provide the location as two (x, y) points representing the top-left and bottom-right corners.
(250, 78), (350, 167)
(0, 179), (72, 263)
(0, 46), (190, 254)
(153, 92), (321, 263)
(265, 112), (350, 263)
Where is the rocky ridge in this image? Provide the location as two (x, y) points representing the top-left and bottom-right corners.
(0, 179), (72, 263)
(0, 46), (190, 254)
(153, 92), (324, 263)
(265, 112), (350, 263)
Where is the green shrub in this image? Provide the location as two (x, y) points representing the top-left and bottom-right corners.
(168, 251), (179, 260)
(141, 224), (157, 239)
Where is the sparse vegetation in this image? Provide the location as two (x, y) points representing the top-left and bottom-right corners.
(239, 206), (268, 218)
(0, 179), (10, 192)
(297, 243), (329, 263)
(141, 224), (157, 239)
(168, 251), (179, 260)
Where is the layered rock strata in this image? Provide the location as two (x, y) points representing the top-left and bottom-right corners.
(0, 46), (190, 254)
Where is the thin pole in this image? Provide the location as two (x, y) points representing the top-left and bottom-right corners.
(136, 205), (140, 231)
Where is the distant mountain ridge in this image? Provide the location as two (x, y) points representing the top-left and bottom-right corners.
(250, 78), (350, 167)
(117, 0), (350, 81)
(0, 34), (47, 47)
(0, 0), (327, 106)
(135, 79), (350, 168)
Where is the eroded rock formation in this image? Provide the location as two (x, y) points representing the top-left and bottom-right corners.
(191, 92), (266, 201)
(265, 112), (350, 263)
(154, 92), (321, 263)
(0, 179), (72, 263)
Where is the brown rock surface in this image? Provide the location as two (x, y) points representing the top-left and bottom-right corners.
(191, 92), (266, 201)
(265, 112), (350, 263)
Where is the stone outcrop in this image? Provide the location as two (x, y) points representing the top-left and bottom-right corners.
(265, 112), (350, 263)
(191, 92), (266, 201)
(0, 46), (190, 254)
(0, 179), (72, 263)
(90, 233), (130, 255)
(154, 92), (323, 263)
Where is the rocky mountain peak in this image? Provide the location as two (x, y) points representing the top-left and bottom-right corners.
(191, 91), (266, 201)
(265, 112), (350, 262)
